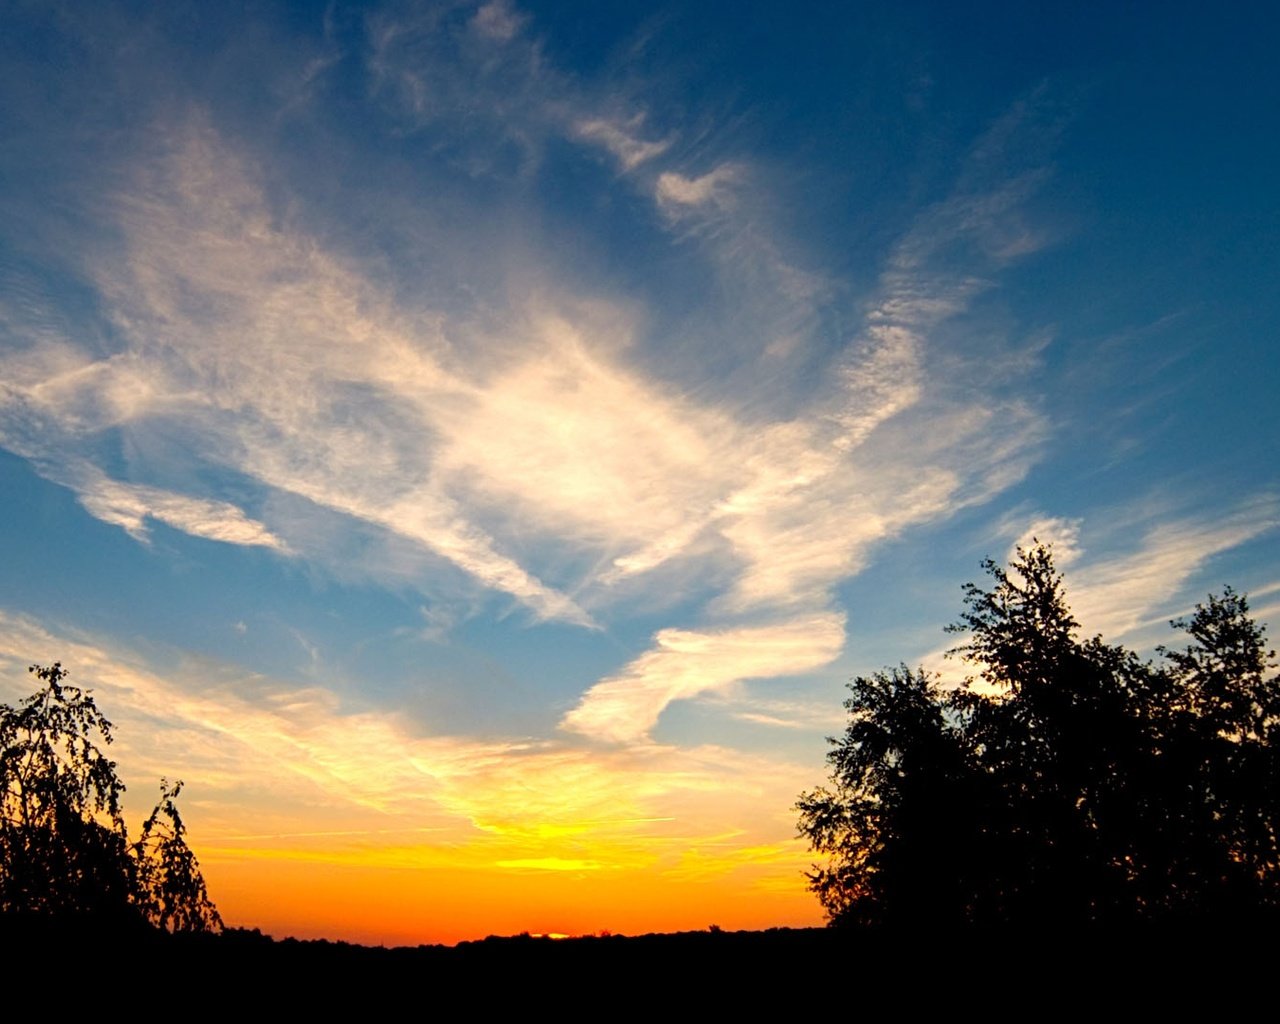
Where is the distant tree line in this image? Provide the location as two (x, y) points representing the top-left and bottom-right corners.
(798, 544), (1279, 928)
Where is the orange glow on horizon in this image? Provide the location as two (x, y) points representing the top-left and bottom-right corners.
(200, 845), (824, 947)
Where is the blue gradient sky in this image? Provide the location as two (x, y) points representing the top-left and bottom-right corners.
(1, 1), (1277, 943)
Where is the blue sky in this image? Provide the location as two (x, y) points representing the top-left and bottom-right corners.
(1, 0), (1277, 942)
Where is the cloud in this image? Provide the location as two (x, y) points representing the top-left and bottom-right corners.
(0, 611), (816, 889)
(433, 311), (733, 556)
(697, 691), (850, 732)
(924, 499), (1279, 686)
(574, 116), (671, 171)
(1009, 516), (1083, 568)
(589, 134), (1055, 617)
(470, 0), (524, 43)
(6, 112), (1041, 628)
(561, 612), (846, 744)
(0, 32), (1063, 755)
(0, 117), (600, 625)
(21, 101), (1047, 642)
(831, 326), (922, 451)
(365, 0), (665, 186)
(73, 470), (287, 550)
(655, 164), (741, 212)
(1068, 499), (1278, 640)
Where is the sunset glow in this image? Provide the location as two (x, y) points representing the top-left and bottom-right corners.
(1, 2), (1277, 944)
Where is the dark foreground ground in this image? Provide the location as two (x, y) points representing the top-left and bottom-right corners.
(5, 916), (1276, 1006)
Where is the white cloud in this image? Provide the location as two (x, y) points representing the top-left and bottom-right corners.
(561, 612), (846, 744)
(831, 325), (922, 451)
(1009, 515), (1083, 568)
(3, 109), (1050, 642)
(1069, 500), (1278, 640)
(0, 119), (596, 625)
(73, 471), (287, 551)
(655, 164), (741, 212)
(703, 692), (850, 732)
(923, 499), (1279, 686)
(574, 116), (671, 171)
(0, 83), (1061, 745)
(0, 611), (816, 883)
(3, 118), (1030, 628)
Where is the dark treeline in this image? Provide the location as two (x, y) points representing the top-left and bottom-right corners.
(799, 544), (1280, 930)
(4, 918), (1274, 1002)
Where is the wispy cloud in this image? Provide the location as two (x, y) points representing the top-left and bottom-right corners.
(1009, 515), (1084, 568)
(470, 0), (525, 43)
(574, 116), (671, 171)
(74, 471), (287, 550)
(0, 98), (1045, 637)
(924, 499), (1279, 686)
(0, 16), (1088, 809)
(561, 613), (846, 744)
(714, 694), (850, 732)
(655, 164), (742, 213)
(0, 116), (597, 625)
(1069, 499), (1278, 641)
(0, 611), (815, 895)
(994, 499), (1278, 644)
(1, 10), (1075, 762)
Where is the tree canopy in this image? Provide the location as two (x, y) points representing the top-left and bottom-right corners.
(0, 663), (221, 933)
(797, 545), (1280, 929)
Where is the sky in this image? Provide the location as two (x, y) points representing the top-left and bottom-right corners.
(1, 0), (1277, 945)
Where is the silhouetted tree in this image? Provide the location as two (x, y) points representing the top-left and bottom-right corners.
(0, 663), (221, 932)
(1158, 587), (1280, 911)
(133, 779), (223, 934)
(0, 664), (134, 922)
(795, 665), (989, 927)
(798, 545), (1280, 928)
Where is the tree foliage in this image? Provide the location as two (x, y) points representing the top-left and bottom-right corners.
(133, 779), (223, 934)
(797, 545), (1280, 928)
(0, 663), (221, 933)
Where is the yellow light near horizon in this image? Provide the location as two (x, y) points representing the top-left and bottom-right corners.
(200, 846), (823, 947)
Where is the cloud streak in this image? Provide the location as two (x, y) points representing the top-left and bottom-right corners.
(562, 613), (846, 744)
(655, 164), (742, 213)
(922, 499), (1279, 687)
(574, 116), (671, 171)
(0, 69), (1061, 741)
(74, 471), (287, 550)
(1069, 499), (1279, 640)
(0, 611), (815, 894)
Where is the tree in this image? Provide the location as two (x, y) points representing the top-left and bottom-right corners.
(0, 663), (134, 921)
(797, 544), (1280, 928)
(1159, 588), (1280, 908)
(132, 779), (223, 934)
(795, 665), (990, 928)
(0, 662), (221, 932)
